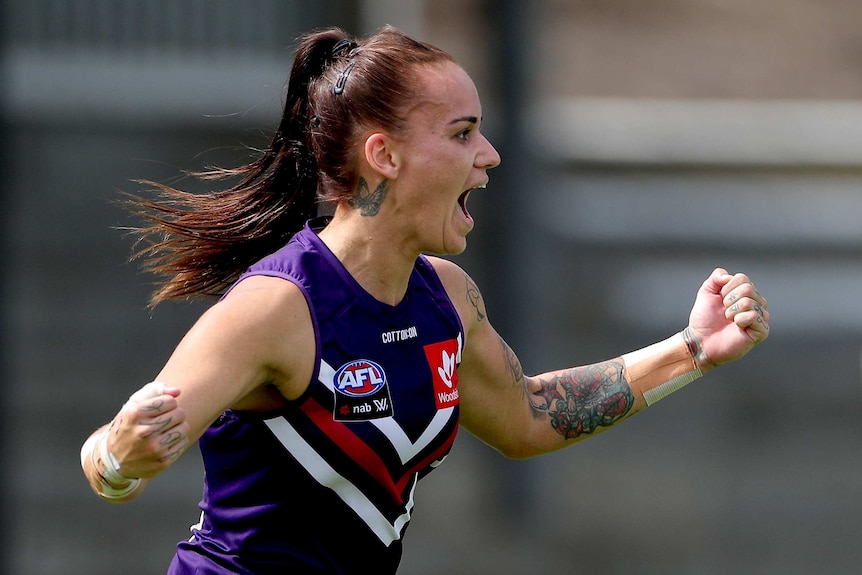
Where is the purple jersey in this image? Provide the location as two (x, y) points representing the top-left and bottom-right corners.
(168, 219), (463, 574)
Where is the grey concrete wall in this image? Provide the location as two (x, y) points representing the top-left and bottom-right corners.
(4, 1), (862, 574)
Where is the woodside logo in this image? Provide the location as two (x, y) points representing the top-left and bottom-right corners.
(423, 339), (460, 409)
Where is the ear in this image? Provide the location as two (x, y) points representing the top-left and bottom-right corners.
(363, 132), (400, 180)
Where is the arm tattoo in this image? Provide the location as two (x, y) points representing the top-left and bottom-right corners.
(530, 360), (634, 440)
(464, 273), (485, 321)
(349, 177), (388, 216)
(498, 334), (524, 387)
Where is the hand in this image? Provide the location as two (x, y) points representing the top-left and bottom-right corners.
(687, 268), (770, 368)
(105, 381), (190, 478)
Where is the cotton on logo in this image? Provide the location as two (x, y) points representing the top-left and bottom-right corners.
(424, 338), (461, 409)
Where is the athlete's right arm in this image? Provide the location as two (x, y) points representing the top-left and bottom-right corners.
(81, 275), (316, 503)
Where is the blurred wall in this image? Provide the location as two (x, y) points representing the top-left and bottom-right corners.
(3, 1), (861, 574)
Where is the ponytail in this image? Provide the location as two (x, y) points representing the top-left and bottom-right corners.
(125, 28), (357, 306)
(125, 26), (453, 306)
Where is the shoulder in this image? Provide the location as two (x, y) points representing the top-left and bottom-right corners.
(215, 275), (310, 330)
(206, 275), (315, 399)
(151, 273), (316, 416)
(424, 256), (487, 331)
(424, 256), (471, 301)
(217, 275), (314, 348)
(424, 255), (463, 287)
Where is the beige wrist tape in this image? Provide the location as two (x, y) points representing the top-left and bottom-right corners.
(81, 430), (141, 499)
(622, 331), (703, 406)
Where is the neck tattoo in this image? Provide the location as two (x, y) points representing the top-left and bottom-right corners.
(349, 177), (388, 217)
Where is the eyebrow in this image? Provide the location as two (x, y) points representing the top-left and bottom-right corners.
(449, 115), (479, 125)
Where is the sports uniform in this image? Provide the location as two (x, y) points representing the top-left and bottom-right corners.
(168, 218), (463, 574)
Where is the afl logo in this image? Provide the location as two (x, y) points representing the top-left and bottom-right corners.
(334, 359), (387, 397)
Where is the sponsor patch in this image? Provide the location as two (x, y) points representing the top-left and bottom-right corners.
(424, 339), (460, 409)
(332, 359), (394, 421)
(381, 325), (418, 344)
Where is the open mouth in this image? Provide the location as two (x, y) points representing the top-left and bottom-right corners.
(458, 189), (472, 218)
(458, 183), (486, 219)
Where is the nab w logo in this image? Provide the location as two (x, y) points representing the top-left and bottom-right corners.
(332, 359), (394, 421)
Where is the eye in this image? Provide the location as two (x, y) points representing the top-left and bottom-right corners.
(456, 128), (472, 141)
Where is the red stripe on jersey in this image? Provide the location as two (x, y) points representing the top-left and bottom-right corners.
(301, 398), (458, 505)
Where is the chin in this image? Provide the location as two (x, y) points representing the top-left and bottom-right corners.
(442, 236), (469, 256)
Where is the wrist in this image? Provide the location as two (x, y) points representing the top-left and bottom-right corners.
(682, 326), (716, 373)
(82, 430), (141, 500)
(623, 331), (704, 406)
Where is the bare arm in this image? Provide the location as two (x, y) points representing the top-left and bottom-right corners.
(430, 259), (770, 459)
(81, 275), (315, 502)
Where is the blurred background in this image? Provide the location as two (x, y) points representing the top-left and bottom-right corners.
(3, 0), (862, 573)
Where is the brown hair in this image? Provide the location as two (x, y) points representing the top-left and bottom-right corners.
(125, 25), (454, 305)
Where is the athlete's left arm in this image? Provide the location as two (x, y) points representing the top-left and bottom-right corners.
(429, 258), (770, 459)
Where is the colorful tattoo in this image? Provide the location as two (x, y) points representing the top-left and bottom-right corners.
(349, 177), (388, 216)
(530, 360), (634, 439)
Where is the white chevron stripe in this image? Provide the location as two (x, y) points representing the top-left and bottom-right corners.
(319, 359), (456, 464)
(264, 416), (417, 546)
(369, 409), (453, 463)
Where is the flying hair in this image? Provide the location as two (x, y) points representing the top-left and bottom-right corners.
(121, 26), (454, 306)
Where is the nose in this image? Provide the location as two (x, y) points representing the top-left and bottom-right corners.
(477, 134), (501, 170)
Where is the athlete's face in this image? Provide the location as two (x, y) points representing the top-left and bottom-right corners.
(389, 62), (500, 256)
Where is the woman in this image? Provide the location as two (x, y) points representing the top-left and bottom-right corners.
(80, 26), (770, 574)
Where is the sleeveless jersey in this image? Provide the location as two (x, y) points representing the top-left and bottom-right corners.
(168, 219), (464, 574)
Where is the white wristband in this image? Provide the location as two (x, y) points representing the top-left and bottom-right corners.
(97, 479), (141, 499)
(98, 431), (132, 485)
(80, 432), (100, 470)
(85, 430), (142, 499)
